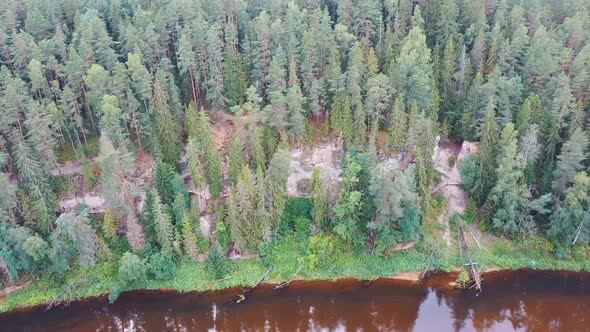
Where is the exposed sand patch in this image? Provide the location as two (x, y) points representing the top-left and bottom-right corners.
(286, 140), (343, 202)
(433, 141), (478, 247)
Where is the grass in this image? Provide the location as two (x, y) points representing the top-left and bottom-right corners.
(1, 234), (589, 314)
(57, 137), (99, 163)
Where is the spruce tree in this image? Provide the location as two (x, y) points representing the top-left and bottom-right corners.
(181, 212), (199, 261)
(473, 100), (499, 204)
(552, 129), (589, 199)
(264, 149), (291, 237)
(152, 69), (181, 165)
(489, 123), (529, 236)
(228, 134), (244, 187)
(190, 108), (223, 199)
(311, 167), (328, 231)
(151, 191), (175, 253)
(389, 96), (407, 150)
(549, 172), (590, 246)
(286, 57), (306, 143)
(265, 45), (288, 132)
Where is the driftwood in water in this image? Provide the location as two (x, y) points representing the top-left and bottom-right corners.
(233, 265), (274, 304)
(458, 226), (482, 292)
(45, 278), (87, 310)
(363, 275), (381, 287)
(274, 266), (303, 290)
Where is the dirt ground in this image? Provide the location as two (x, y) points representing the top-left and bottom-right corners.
(286, 139), (343, 203)
(432, 141), (479, 247)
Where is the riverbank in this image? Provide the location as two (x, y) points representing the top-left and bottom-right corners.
(2, 235), (589, 315)
(3, 269), (590, 331)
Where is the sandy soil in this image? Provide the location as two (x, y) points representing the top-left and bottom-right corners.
(432, 141), (478, 247)
(286, 140), (343, 202)
(390, 271), (421, 282)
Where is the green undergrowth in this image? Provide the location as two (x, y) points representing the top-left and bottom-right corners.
(2, 235), (589, 314)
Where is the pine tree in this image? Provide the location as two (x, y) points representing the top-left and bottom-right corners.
(250, 12), (272, 97)
(111, 62), (143, 148)
(98, 135), (145, 251)
(24, 101), (60, 173)
(126, 53), (153, 112)
(84, 64), (110, 116)
(206, 24), (227, 110)
(392, 15), (438, 118)
(100, 95), (129, 150)
(311, 167), (328, 231)
(177, 25), (200, 106)
(524, 26), (561, 95)
(365, 73), (391, 131)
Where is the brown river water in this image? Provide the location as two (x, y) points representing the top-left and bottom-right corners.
(1, 270), (589, 331)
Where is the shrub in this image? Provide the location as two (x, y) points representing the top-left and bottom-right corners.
(299, 234), (337, 271)
(456, 270), (469, 288)
(459, 155), (479, 191)
(206, 244), (231, 279)
(463, 199), (478, 224)
(118, 252), (146, 284)
(448, 156), (456, 168)
(22, 235), (49, 262)
(148, 251), (177, 281)
(294, 218), (312, 237)
(278, 197), (312, 235)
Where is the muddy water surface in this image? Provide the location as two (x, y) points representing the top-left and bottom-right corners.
(1, 270), (589, 331)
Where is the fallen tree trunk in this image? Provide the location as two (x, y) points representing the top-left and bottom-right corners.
(233, 265), (274, 304)
(274, 266), (303, 290)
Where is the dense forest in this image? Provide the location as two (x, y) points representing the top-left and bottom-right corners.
(1, 0), (590, 301)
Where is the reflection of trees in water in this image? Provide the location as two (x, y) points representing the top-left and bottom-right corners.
(438, 271), (590, 332)
(212, 285), (428, 331)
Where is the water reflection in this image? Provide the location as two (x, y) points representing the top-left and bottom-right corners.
(1, 270), (589, 331)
